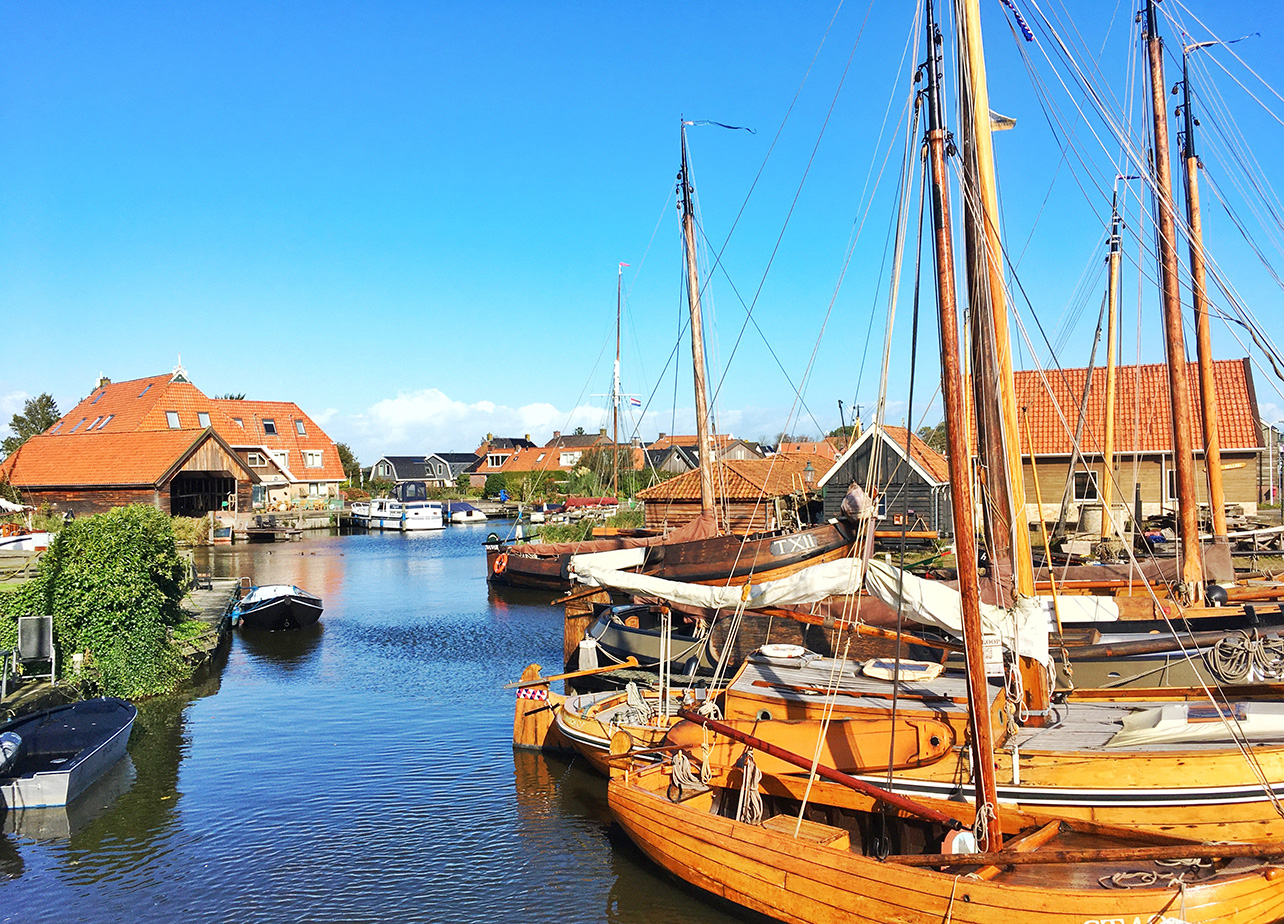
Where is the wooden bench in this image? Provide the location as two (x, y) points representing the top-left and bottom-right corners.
(762, 814), (851, 851)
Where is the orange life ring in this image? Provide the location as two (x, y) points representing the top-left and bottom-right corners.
(493, 553), (509, 575)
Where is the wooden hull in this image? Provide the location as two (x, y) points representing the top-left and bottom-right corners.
(488, 520), (854, 592)
(721, 658), (1284, 841)
(609, 765), (1284, 924)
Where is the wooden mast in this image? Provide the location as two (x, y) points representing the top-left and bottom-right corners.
(1144, 0), (1203, 596)
(679, 123), (717, 519)
(957, 0), (1034, 605)
(1100, 184), (1123, 539)
(1180, 44), (1230, 552)
(956, 0), (1048, 722)
(923, 0), (1002, 850)
(613, 262), (623, 499)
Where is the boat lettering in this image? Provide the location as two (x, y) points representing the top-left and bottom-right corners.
(769, 534), (818, 557)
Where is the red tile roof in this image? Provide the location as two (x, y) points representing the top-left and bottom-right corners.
(2, 372), (344, 487)
(637, 458), (813, 502)
(213, 399), (345, 481)
(1014, 359), (1261, 456)
(2, 430), (233, 486)
(775, 439), (844, 460)
(877, 426), (951, 483)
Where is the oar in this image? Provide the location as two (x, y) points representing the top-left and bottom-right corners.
(504, 657), (639, 689)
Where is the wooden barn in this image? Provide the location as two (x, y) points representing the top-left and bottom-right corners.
(635, 457), (818, 534)
(1, 369), (260, 517)
(817, 424), (952, 537)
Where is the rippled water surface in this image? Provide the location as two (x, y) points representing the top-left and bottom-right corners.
(1, 526), (743, 924)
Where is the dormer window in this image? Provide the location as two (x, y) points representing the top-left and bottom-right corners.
(198, 412), (210, 428)
(488, 453), (507, 467)
(248, 452), (267, 467)
(263, 418), (277, 436)
(295, 420), (306, 435)
(166, 411), (181, 429)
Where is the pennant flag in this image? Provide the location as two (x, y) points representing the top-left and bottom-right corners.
(516, 687), (549, 701)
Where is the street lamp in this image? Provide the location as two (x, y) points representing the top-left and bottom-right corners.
(804, 461), (815, 488)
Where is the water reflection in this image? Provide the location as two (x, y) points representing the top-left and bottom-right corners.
(235, 622), (324, 668)
(3, 757), (137, 841)
(3, 529), (738, 924)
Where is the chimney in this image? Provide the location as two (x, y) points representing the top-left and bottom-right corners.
(631, 436), (641, 448)
(553, 430), (561, 440)
(94, 373), (111, 390)
(599, 427), (607, 438)
(486, 432), (493, 442)
(524, 433), (531, 442)
(658, 432), (667, 441)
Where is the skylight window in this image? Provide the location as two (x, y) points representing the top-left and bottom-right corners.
(88, 416), (102, 430)
(91, 391), (104, 405)
(139, 383), (152, 397)
(70, 418), (87, 433)
(295, 420), (306, 436)
(51, 422), (63, 435)
(198, 412), (210, 428)
(166, 411), (181, 429)
(263, 418), (277, 436)
(97, 415), (114, 430)
(233, 418), (244, 428)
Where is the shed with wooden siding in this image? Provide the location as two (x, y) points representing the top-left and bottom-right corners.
(817, 424), (952, 536)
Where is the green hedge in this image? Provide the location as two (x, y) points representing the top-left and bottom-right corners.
(0, 505), (189, 698)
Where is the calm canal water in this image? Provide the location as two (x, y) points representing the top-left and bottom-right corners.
(0, 525), (744, 924)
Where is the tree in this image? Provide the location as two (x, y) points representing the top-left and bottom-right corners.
(483, 473), (508, 498)
(2, 393), (60, 457)
(573, 426), (586, 436)
(917, 421), (948, 454)
(213, 392), (247, 400)
(335, 442), (361, 483)
(455, 472), (472, 493)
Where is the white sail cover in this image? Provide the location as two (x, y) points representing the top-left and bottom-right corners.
(1107, 702), (1284, 749)
(864, 559), (1050, 668)
(571, 555), (867, 611)
(0, 497), (31, 513)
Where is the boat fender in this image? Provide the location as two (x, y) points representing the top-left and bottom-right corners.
(942, 828), (976, 854)
(493, 553), (508, 575)
(0, 731), (22, 775)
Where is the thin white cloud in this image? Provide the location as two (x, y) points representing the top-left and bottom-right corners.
(323, 387), (827, 464)
(0, 390), (31, 437)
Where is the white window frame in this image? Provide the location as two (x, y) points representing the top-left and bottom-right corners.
(166, 411), (181, 429)
(198, 412), (211, 428)
(263, 418), (277, 436)
(295, 420), (306, 435)
(271, 449), (290, 471)
(488, 453), (508, 468)
(559, 451), (581, 467)
(303, 450), (322, 469)
(248, 452), (267, 467)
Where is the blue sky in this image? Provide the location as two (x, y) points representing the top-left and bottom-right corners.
(2, 1), (1282, 463)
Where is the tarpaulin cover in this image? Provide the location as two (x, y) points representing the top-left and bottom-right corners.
(571, 554), (866, 611)
(864, 559), (1050, 667)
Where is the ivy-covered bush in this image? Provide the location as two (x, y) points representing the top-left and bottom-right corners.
(0, 505), (189, 698)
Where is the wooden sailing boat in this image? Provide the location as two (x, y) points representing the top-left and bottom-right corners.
(488, 128), (855, 592)
(605, 4), (1284, 919)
